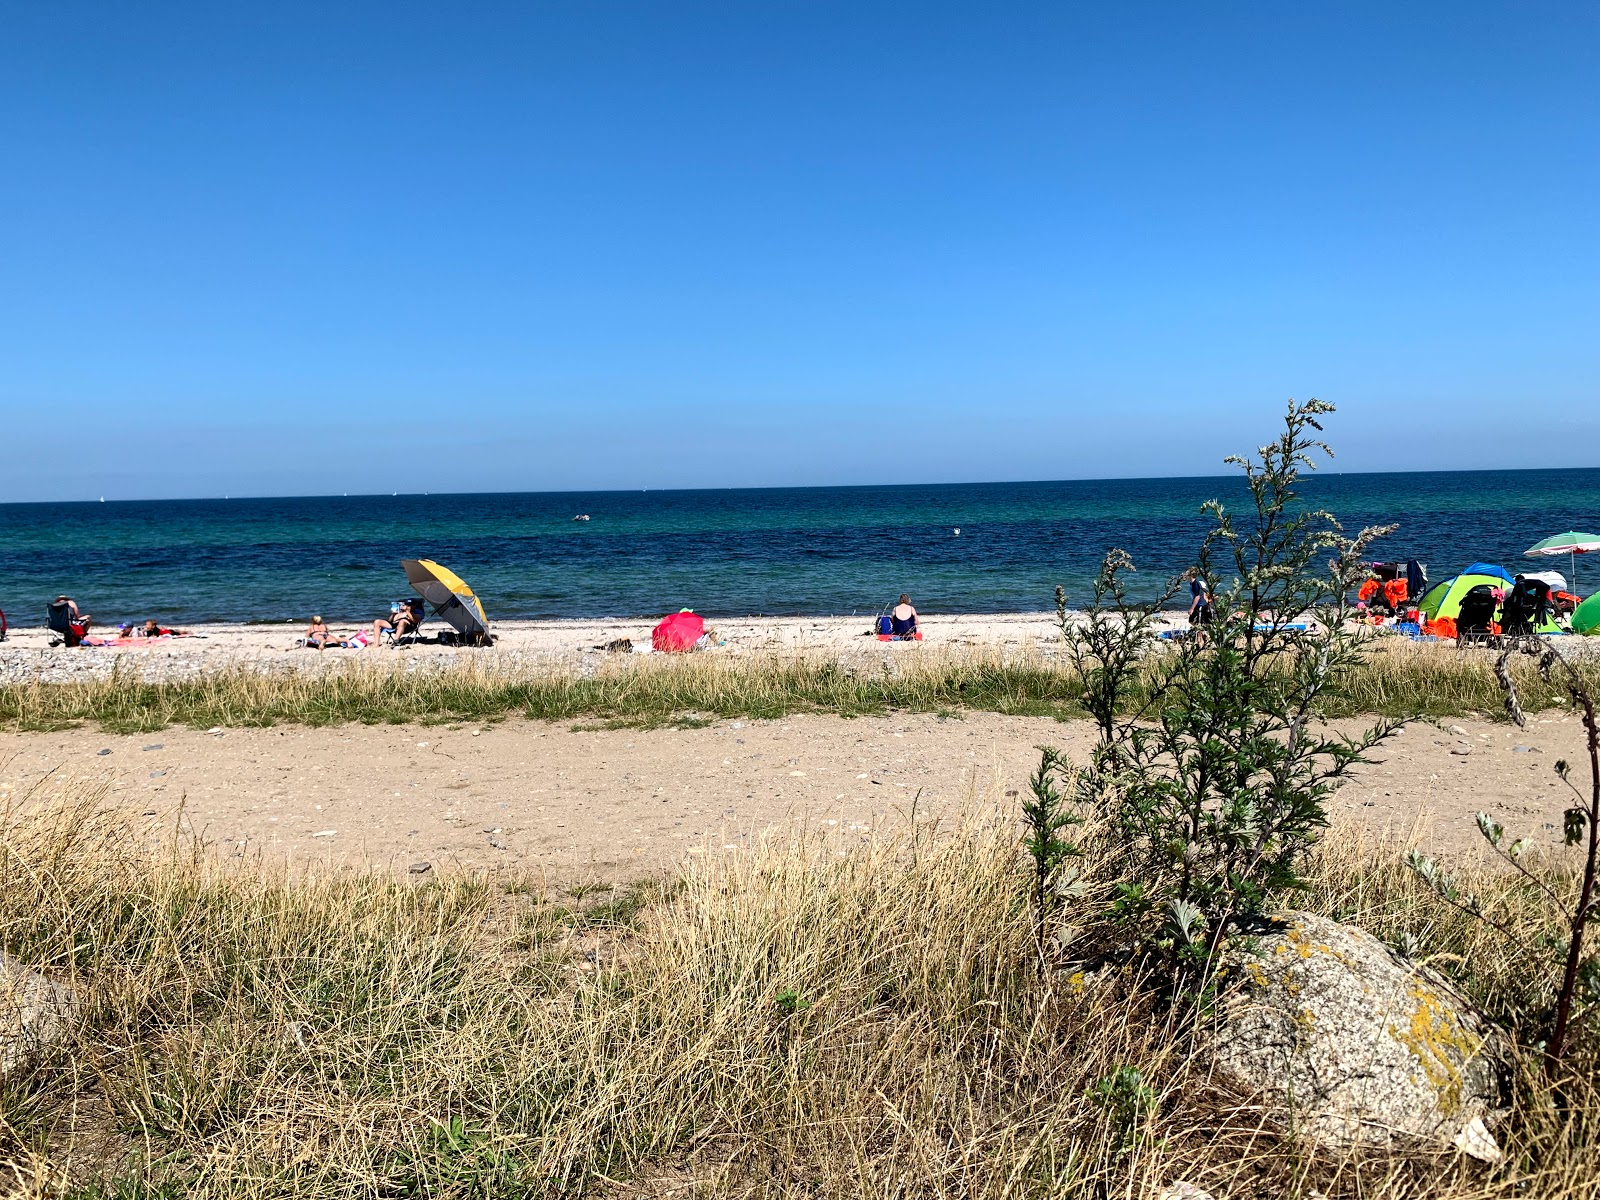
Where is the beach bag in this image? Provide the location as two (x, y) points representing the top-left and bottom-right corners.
(344, 630), (371, 649)
(876, 615), (893, 636)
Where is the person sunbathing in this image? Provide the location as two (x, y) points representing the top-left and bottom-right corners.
(303, 616), (335, 649)
(372, 599), (423, 644)
(141, 619), (186, 638)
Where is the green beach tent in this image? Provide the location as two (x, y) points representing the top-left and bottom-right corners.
(1417, 573), (1508, 622)
(1572, 593), (1600, 636)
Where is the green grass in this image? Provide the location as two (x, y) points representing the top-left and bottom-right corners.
(1, 641), (1594, 734)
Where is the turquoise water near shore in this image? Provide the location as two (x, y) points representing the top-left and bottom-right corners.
(3, 470), (1598, 625)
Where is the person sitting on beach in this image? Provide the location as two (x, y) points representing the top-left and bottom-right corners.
(47, 596), (92, 647)
(890, 594), (919, 638)
(303, 615), (335, 649)
(372, 599), (423, 644)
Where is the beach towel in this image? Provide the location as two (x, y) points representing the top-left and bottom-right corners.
(1160, 624), (1308, 640)
(83, 633), (197, 648)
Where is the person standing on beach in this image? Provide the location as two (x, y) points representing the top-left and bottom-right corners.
(1186, 570), (1213, 632)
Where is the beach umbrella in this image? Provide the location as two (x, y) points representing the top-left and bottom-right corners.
(1524, 532), (1600, 589)
(402, 559), (490, 642)
(652, 610), (705, 652)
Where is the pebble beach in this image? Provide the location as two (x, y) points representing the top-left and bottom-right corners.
(9, 609), (1600, 687)
(0, 611), (1094, 685)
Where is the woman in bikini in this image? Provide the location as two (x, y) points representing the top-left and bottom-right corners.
(304, 615), (335, 649)
(372, 599), (423, 644)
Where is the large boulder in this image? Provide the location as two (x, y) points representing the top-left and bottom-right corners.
(1208, 912), (1510, 1160)
(0, 951), (75, 1075)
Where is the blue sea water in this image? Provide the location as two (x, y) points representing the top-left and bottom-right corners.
(3, 470), (1599, 626)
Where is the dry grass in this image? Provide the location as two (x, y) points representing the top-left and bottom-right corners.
(1, 777), (1597, 1199)
(0, 650), (1082, 734)
(2, 639), (1596, 734)
(1324, 641), (1590, 719)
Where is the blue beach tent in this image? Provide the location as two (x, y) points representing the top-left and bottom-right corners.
(1463, 563), (1514, 584)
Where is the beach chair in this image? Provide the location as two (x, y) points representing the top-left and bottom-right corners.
(1501, 577), (1552, 640)
(46, 600), (85, 647)
(1455, 585), (1500, 649)
(386, 599), (428, 647)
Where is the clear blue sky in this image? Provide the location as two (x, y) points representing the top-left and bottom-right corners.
(2, 3), (1596, 501)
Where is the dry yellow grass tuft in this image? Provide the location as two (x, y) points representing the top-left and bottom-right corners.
(0, 776), (1596, 1199)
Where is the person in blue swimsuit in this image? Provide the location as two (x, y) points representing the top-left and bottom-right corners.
(890, 594), (919, 638)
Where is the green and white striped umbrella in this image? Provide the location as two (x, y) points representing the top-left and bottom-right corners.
(1525, 531), (1600, 592)
(1525, 532), (1600, 558)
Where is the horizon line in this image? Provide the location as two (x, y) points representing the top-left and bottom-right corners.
(5, 462), (1599, 507)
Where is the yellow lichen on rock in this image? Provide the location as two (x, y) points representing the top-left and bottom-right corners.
(1210, 911), (1507, 1153)
(1389, 980), (1484, 1117)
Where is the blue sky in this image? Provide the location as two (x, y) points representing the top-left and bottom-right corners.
(2, 3), (1596, 501)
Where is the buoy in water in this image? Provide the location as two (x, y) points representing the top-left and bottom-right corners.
(953, 527), (961, 536)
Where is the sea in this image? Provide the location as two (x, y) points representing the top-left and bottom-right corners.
(3, 469), (1598, 626)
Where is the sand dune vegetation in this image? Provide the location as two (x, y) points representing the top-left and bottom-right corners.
(0, 777), (1596, 1200)
(1, 639), (1596, 736)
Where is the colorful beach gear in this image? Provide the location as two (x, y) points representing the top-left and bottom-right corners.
(1417, 572), (1509, 622)
(1525, 532), (1600, 559)
(1572, 593), (1600, 636)
(1525, 532), (1600, 590)
(652, 610), (705, 652)
(402, 559), (491, 643)
(1462, 562), (1515, 584)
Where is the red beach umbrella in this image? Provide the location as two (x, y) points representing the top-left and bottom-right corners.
(652, 610), (705, 653)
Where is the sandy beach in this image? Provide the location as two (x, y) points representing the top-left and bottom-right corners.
(1, 709), (1588, 877)
(3, 610), (1593, 884)
(2, 652), (1590, 881)
(0, 611), (1094, 683)
(8, 607), (1596, 688)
